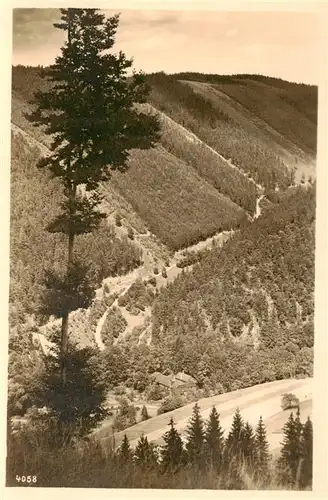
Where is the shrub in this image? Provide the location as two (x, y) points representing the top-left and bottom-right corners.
(162, 267), (168, 278)
(114, 385), (127, 396)
(157, 395), (184, 415)
(115, 213), (122, 227)
(127, 227), (134, 240)
(153, 267), (159, 275)
(141, 405), (150, 421)
(117, 295), (128, 307)
(281, 393), (300, 411)
(113, 397), (137, 431)
(147, 383), (169, 401)
(148, 277), (157, 287)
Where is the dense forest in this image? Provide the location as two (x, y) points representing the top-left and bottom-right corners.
(150, 185), (315, 390)
(9, 68), (316, 407)
(10, 132), (143, 326)
(8, 10), (317, 488)
(146, 72), (316, 189)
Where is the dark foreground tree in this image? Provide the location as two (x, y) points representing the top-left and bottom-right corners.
(277, 411), (303, 487)
(33, 334), (108, 440)
(223, 408), (245, 487)
(134, 435), (158, 470)
(242, 421), (256, 470)
(161, 417), (185, 472)
(27, 8), (160, 387)
(299, 417), (313, 489)
(254, 416), (270, 479)
(185, 403), (205, 468)
(225, 408), (244, 465)
(116, 434), (134, 467)
(204, 406), (224, 471)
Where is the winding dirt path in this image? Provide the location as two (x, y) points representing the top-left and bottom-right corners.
(11, 119), (265, 352)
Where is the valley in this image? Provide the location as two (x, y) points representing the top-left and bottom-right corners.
(6, 7), (319, 490)
(9, 68), (316, 457)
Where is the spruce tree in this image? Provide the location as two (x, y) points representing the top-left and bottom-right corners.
(277, 411), (303, 487)
(204, 406), (224, 471)
(225, 408), (244, 462)
(299, 417), (313, 489)
(34, 334), (108, 440)
(117, 434), (134, 467)
(242, 421), (256, 470)
(161, 417), (185, 472)
(141, 405), (150, 421)
(134, 434), (158, 470)
(185, 403), (206, 468)
(254, 416), (270, 479)
(26, 8), (159, 387)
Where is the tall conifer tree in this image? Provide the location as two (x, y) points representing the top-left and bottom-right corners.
(117, 434), (134, 466)
(161, 417), (185, 472)
(134, 434), (158, 470)
(185, 403), (206, 468)
(242, 421), (256, 470)
(299, 416), (313, 489)
(27, 8), (159, 387)
(278, 411), (303, 487)
(204, 406), (224, 471)
(254, 416), (270, 479)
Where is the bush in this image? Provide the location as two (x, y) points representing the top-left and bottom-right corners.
(127, 227), (134, 240)
(161, 267), (168, 278)
(148, 277), (157, 287)
(113, 397), (137, 431)
(281, 393), (300, 411)
(114, 385), (127, 396)
(157, 395), (184, 415)
(141, 405), (150, 421)
(117, 295), (128, 307)
(115, 213), (122, 227)
(146, 383), (169, 401)
(153, 267), (159, 275)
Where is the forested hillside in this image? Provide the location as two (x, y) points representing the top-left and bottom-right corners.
(150, 185), (315, 391)
(7, 7), (318, 490)
(146, 72), (317, 186)
(9, 65), (316, 397)
(11, 66), (317, 255)
(10, 131), (143, 327)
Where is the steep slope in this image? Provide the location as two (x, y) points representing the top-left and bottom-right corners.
(146, 73), (316, 186)
(9, 130), (143, 327)
(11, 66), (317, 256)
(9, 67), (316, 400)
(149, 184), (315, 390)
(11, 66), (254, 253)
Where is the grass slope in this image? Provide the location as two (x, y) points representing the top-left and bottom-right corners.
(96, 377), (312, 450)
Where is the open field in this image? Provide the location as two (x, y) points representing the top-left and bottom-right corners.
(96, 377), (312, 452)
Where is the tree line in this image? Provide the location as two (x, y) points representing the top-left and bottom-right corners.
(7, 403), (313, 489)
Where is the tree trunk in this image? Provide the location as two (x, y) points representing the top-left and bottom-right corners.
(60, 182), (76, 388)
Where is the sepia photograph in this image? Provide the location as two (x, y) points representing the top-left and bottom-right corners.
(4, 1), (326, 492)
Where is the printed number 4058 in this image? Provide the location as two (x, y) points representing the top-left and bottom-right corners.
(16, 475), (37, 484)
